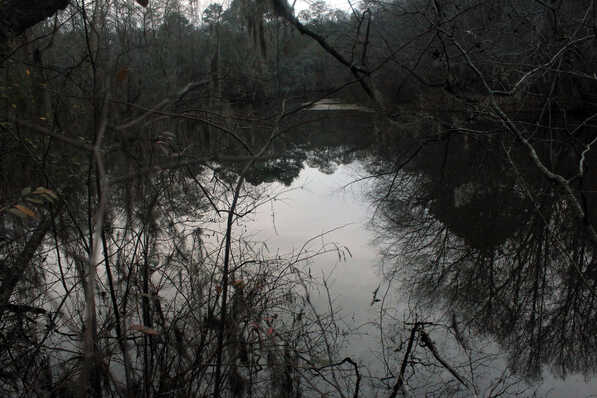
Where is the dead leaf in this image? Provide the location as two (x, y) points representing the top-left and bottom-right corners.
(25, 197), (44, 205)
(232, 280), (245, 289)
(33, 187), (58, 200)
(13, 204), (37, 218)
(130, 324), (159, 335)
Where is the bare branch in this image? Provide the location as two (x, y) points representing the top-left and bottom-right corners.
(15, 120), (95, 152)
(389, 323), (418, 398)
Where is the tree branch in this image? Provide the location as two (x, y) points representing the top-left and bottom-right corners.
(0, 0), (69, 41)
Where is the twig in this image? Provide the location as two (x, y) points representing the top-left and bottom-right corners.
(15, 120), (95, 152)
(271, 0), (384, 111)
(213, 101), (286, 398)
(388, 323), (418, 398)
(419, 329), (476, 395)
(314, 357), (362, 398)
(451, 35), (597, 246)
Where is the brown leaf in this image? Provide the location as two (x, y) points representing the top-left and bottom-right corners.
(232, 280), (245, 289)
(130, 324), (159, 335)
(33, 187), (58, 201)
(13, 204), (37, 218)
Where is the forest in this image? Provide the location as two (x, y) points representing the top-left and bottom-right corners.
(1, 0), (597, 397)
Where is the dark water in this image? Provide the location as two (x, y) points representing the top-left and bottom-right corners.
(240, 101), (597, 396)
(5, 96), (596, 397)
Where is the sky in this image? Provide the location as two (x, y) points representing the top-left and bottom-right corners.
(202, 0), (355, 14)
(294, 0), (355, 12)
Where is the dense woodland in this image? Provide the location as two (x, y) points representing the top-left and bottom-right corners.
(1, 0), (597, 397)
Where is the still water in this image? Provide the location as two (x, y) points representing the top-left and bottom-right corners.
(248, 163), (380, 363)
(10, 98), (594, 396)
(237, 130), (597, 396)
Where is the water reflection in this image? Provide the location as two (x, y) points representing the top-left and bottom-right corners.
(240, 103), (597, 393)
(208, 99), (597, 394)
(366, 125), (597, 386)
(4, 90), (597, 395)
(246, 156), (597, 396)
(248, 163), (380, 354)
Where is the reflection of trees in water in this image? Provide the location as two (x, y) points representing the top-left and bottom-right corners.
(0, 84), (374, 395)
(368, 130), (597, 379)
(223, 109), (375, 185)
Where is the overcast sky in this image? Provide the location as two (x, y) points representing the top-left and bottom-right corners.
(203, 0), (355, 13)
(294, 0), (355, 12)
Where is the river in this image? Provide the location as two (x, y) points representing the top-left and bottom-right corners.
(5, 97), (597, 397)
(231, 100), (597, 397)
